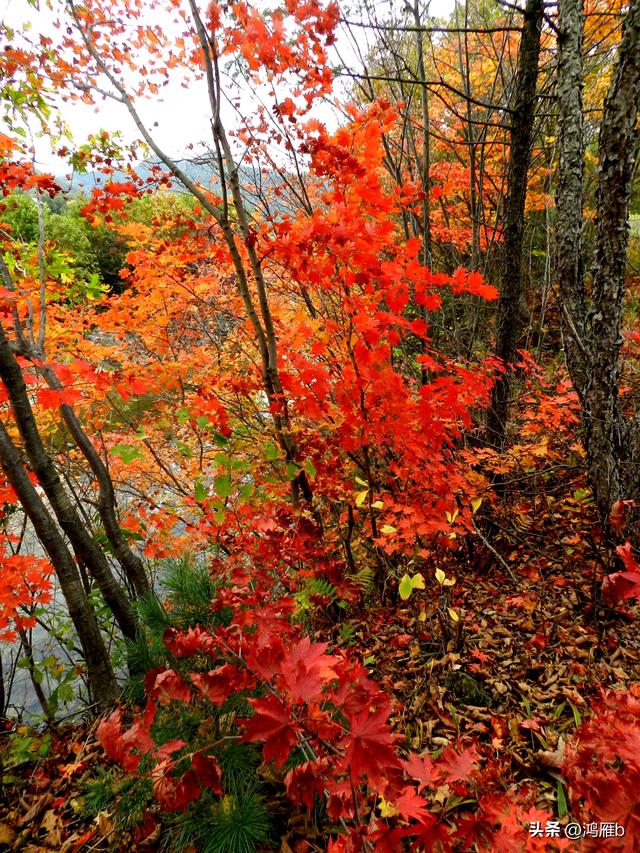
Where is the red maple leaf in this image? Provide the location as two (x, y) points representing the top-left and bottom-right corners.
(342, 708), (400, 785)
(191, 663), (252, 706)
(438, 744), (478, 784)
(192, 750), (223, 795)
(242, 694), (301, 767)
(149, 669), (192, 706)
(402, 751), (439, 791)
(285, 760), (327, 808)
(281, 637), (339, 703)
(163, 625), (215, 657)
(394, 785), (431, 823)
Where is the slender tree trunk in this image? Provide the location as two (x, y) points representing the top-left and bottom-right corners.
(556, 0), (588, 396)
(557, 0), (640, 534)
(412, 0), (432, 268)
(486, 0), (543, 449)
(18, 628), (54, 723)
(0, 423), (117, 709)
(39, 365), (149, 598)
(0, 324), (137, 640)
(586, 0), (640, 518)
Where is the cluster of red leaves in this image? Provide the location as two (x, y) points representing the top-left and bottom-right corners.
(602, 541), (640, 606)
(0, 547), (53, 642)
(0, 134), (59, 200)
(564, 689), (640, 851)
(96, 556), (575, 851)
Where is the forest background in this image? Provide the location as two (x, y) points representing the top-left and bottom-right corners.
(1, 0), (640, 850)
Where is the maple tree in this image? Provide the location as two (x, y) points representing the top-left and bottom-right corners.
(1, 0), (640, 851)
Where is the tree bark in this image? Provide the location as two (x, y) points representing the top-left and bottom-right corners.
(0, 323), (137, 640)
(556, 0), (588, 397)
(557, 0), (640, 533)
(586, 0), (640, 518)
(0, 422), (117, 709)
(39, 364), (149, 598)
(486, 0), (543, 450)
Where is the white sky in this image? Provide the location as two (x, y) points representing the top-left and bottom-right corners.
(2, 0), (456, 172)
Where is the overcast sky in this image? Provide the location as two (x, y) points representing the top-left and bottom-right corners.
(2, 0), (456, 172)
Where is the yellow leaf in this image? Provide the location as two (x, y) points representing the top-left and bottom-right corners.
(411, 572), (425, 590)
(443, 576), (456, 587)
(380, 524), (397, 534)
(418, 609), (427, 622)
(435, 568), (446, 585)
(371, 500), (384, 509)
(378, 797), (399, 818)
(355, 489), (368, 507)
(448, 608), (460, 622)
(355, 476), (368, 487)
(398, 574), (413, 600)
(446, 508), (459, 524)
(471, 496), (483, 514)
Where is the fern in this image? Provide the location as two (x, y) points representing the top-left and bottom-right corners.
(294, 576), (337, 611)
(351, 565), (374, 593)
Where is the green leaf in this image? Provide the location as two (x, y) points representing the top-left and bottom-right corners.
(214, 452), (232, 469)
(557, 781), (568, 818)
(176, 407), (190, 424)
(239, 483), (253, 501)
(214, 475), (232, 499)
(380, 524), (397, 534)
(194, 481), (208, 503)
(398, 573), (414, 600)
(265, 441), (278, 461)
(286, 462), (299, 480)
(570, 703), (582, 728)
(304, 458), (317, 478)
(110, 444), (143, 464)
(196, 415), (210, 429)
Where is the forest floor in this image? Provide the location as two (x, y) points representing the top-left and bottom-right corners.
(1, 538), (638, 852)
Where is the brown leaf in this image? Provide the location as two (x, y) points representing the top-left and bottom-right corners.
(95, 811), (114, 840)
(0, 822), (15, 845)
(40, 810), (63, 848)
(536, 742), (565, 772)
(20, 794), (53, 827)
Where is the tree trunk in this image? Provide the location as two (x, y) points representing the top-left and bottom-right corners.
(556, 0), (588, 398)
(0, 323), (137, 640)
(557, 0), (640, 535)
(586, 0), (640, 518)
(40, 365), (149, 598)
(0, 422), (117, 709)
(486, 0), (543, 450)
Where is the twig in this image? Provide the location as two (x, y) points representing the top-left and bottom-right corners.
(471, 519), (518, 581)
